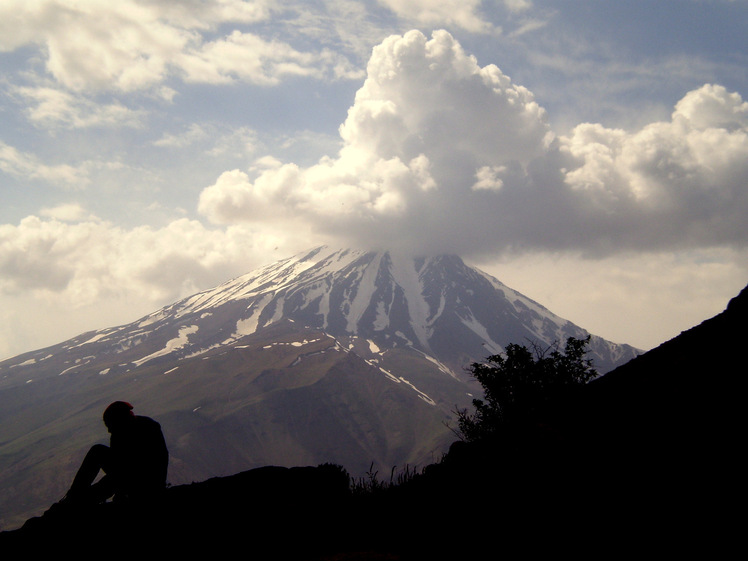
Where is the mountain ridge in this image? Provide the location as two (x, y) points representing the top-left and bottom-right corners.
(0, 245), (638, 378)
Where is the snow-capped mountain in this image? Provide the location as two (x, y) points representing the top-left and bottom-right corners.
(169, 245), (636, 372)
(0, 246), (639, 530)
(15, 245), (634, 381)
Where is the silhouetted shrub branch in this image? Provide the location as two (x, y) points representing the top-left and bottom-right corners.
(454, 336), (597, 442)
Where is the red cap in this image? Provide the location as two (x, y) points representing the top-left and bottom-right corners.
(103, 401), (134, 427)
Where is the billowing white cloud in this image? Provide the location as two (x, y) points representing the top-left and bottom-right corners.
(0, 214), (299, 302)
(198, 30), (748, 258)
(199, 30), (554, 254)
(472, 165), (506, 191)
(0, 0), (355, 94)
(560, 84), (748, 251)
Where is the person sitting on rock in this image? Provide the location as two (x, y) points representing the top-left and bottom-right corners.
(64, 401), (168, 506)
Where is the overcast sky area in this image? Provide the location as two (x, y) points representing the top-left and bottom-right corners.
(1, 0), (747, 359)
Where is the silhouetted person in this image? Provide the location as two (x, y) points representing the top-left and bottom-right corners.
(64, 401), (168, 506)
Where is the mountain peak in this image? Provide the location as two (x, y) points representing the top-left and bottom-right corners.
(138, 244), (633, 375)
(1, 246), (639, 380)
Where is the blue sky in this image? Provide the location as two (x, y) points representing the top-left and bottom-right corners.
(1, 0), (747, 359)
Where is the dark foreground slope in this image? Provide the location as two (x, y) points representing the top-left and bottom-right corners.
(2, 285), (744, 558)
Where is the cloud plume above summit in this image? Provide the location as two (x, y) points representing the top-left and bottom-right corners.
(198, 30), (748, 259)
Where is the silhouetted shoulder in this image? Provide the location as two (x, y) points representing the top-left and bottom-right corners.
(134, 415), (160, 427)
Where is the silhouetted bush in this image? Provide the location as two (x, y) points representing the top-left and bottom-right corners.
(455, 336), (596, 441)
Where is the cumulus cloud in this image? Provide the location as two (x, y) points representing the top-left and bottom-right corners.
(199, 30), (552, 254)
(560, 84), (748, 251)
(0, 0), (356, 94)
(0, 215), (302, 304)
(196, 30), (748, 259)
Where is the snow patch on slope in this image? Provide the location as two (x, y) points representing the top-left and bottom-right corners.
(388, 253), (431, 348)
(345, 253), (382, 333)
(233, 294), (273, 339)
(133, 325), (198, 367)
(459, 310), (503, 355)
(377, 366), (436, 406)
